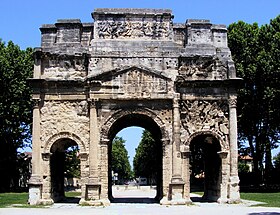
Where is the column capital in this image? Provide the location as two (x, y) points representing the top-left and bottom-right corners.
(87, 98), (99, 108)
(32, 98), (41, 109)
(228, 96), (237, 108)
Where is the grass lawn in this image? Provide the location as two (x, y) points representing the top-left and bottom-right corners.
(65, 191), (81, 198)
(0, 192), (28, 208)
(240, 192), (280, 207)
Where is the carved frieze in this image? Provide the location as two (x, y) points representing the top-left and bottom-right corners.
(180, 100), (229, 144)
(42, 55), (87, 80)
(178, 57), (227, 80)
(40, 101), (89, 148)
(96, 20), (173, 40)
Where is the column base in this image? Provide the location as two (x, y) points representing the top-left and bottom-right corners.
(228, 175), (241, 203)
(160, 196), (192, 205)
(85, 182), (101, 201)
(28, 175), (43, 205)
(79, 198), (110, 206)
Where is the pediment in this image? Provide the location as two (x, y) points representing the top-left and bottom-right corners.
(87, 66), (171, 95)
(88, 65), (170, 81)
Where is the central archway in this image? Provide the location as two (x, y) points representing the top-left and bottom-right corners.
(105, 111), (167, 203)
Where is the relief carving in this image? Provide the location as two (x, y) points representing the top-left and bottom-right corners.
(97, 21), (172, 40)
(101, 68), (168, 95)
(180, 100), (229, 144)
(40, 101), (89, 148)
(178, 57), (227, 80)
(42, 56), (87, 80)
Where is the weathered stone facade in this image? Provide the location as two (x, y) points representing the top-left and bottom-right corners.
(28, 8), (241, 205)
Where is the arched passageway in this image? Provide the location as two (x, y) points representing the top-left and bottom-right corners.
(50, 138), (80, 203)
(107, 113), (164, 203)
(189, 134), (222, 202)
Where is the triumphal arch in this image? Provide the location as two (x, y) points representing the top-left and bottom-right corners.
(28, 8), (241, 205)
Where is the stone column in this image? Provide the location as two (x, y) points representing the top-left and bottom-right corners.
(171, 97), (183, 182)
(228, 95), (240, 202)
(169, 95), (186, 204)
(84, 99), (102, 204)
(89, 99), (99, 182)
(28, 98), (43, 205)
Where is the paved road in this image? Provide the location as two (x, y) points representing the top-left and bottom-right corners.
(1, 204), (280, 215)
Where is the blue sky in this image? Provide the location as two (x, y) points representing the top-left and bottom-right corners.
(1, 0), (279, 165)
(1, 0), (279, 49)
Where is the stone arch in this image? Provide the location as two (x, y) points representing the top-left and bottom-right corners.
(185, 130), (228, 152)
(99, 107), (170, 202)
(100, 108), (170, 144)
(187, 130), (229, 202)
(44, 131), (87, 154)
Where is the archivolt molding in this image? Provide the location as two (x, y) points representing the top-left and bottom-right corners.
(44, 131), (87, 153)
(185, 130), (228, 151)
(100, 108), (170, 145)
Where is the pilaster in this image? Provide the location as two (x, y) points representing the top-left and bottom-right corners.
(228, 95), (240, 203)
(28, 98), (43, 205)
(84, 98), (101, 203)
(167, 95), (189, 205)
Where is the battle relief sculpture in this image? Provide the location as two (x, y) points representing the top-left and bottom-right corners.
(28, 8), (241, 206)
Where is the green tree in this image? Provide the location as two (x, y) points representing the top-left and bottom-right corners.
(228, 15), (280, 182)
(133, 130), (161, 185)
(0, 40), (33, 191)
(65, 146), (80, 179)
(111, 136), (132, 182)
(273, 152), (280, 170)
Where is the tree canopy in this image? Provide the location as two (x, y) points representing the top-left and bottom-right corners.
(133, 130), (161, 185)
(111, 136), (132, 182)
(0, 40), (33, 191)
(65, 145), (80, 179)
(228, 15), (280, 182)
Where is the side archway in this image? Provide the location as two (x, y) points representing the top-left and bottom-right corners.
(42, 132), (87, 203)
(186, 131), (229, 202)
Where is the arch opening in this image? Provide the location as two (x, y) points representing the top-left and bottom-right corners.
(189, 134), (222, 202)
(50, 138), (81, 203)
(107, 113), (164, 203)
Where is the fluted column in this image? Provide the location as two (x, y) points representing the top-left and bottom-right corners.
(28, 98), (43, 205)
(30, 98), (42, 180)
(228, 95), (240, 202)
(88, 99), (100, 183)
(171, 96), (183, 183)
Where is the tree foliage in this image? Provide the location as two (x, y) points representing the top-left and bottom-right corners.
(65, 146), (80, 179)
(228, 15), (280, 182)
(111, 136), (132, 182)
(273, 152), (280, 170)
(0, 40), (33, 191)
(133, 130), (161, 184)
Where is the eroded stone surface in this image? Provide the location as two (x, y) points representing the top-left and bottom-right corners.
(28, 8), (241, 206)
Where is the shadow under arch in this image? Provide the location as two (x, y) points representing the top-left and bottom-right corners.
(49, 136), (81, 203)
(188, 131), (223, 202)
(102, 109), (169, 204)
